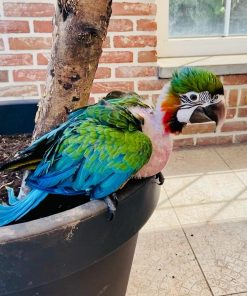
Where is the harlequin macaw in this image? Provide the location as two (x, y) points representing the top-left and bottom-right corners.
(0, 67), (225, 226)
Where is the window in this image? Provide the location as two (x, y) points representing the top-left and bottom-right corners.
(157, 0), (247, 58)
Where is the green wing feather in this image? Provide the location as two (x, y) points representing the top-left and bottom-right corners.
(27, 105), (152, 198)
(1, 92), (151, 179)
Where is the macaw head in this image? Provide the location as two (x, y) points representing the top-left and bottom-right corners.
(161, 67), (226, 134)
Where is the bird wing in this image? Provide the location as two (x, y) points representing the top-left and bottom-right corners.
(3, 99), (143, 172)
(26, 104), (152, 199)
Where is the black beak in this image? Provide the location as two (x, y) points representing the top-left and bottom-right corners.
(190, 101), (226, 126)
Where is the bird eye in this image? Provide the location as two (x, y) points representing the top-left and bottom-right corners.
(190, 94), (198, 101)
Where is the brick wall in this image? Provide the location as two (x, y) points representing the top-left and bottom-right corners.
(0, 0), (246, 146)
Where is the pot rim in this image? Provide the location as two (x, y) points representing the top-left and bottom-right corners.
(0, 177), (152, 244)
(0, 199), (106, 244)
(0, 99), (39, 106)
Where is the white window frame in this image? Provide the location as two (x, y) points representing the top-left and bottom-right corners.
(157, 0), (247, 58)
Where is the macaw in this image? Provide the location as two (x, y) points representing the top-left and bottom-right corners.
(0, 67), (226, 226)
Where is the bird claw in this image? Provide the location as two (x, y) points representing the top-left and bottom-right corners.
(104, 193), (118, 221)
(111, 192), (119, 207)
(155, 172), (165, 185)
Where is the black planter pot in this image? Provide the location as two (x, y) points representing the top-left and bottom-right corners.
(0, 100), (160, 296)
(0, 100), (38, 135)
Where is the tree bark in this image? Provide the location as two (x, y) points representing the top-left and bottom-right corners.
(33, 0), (112, 139)
(19, 0), (112, 198)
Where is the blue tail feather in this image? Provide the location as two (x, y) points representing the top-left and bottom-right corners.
(0, 188), (48, 226)
(6, 187), (19, 205)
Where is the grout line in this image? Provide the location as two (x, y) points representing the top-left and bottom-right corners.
(163, 186), (215, 296)
(181, 227), (215, 296)
(220, 291), (247, 296)
(214, 146), (247, 189)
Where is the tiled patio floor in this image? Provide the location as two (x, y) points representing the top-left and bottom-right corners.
(127, 143), (247, 296)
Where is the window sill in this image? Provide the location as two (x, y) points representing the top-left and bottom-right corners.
(158, 55), (247, 78)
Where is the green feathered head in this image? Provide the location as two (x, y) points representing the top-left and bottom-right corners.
(170, 67), (224, 96)
(161, 67), (225, 134)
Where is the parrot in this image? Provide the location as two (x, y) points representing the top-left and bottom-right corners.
(0, 67), (226, 226)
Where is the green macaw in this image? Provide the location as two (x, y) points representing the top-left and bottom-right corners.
(0, 67), (225, 226)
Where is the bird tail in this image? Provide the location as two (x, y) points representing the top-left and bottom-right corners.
(0, 188), (48, 226)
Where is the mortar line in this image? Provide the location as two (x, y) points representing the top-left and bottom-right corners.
(214, 145), (247, 189)
(163, 186), (215, 296)
(220, 291), (247, 296)
(181, 227), (215, 296)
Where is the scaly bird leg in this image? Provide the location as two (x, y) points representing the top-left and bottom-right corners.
(104, 193), (119, 221)
(155, 172), (165, 185)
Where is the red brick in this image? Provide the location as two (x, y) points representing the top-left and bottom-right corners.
(99, 51), (133, 63)
(223, 74), (247, 85)
(235, 134), (247, 143)
(0, 71), (8, 82)
(9, 37), (52, 50)
(37, 53), (50, 65)
(196, 136), (233, 146)
(138, 79), (165, 91)
(138, 50), (157, 62)
(221, 121), (247, 132)
(112, 3), (156, 16)
(116, 66), (156, 78)
(34, 20), (53, 33)
(137, 19), (157, 31)
(95, 67), (111, 79)
(4, 3), (55, 17)
(102, 37), (110, 48)
(0, 54), (32, 66)
(240, 89), (247, 106)
(173, 138), (194, 149)
(228, 89), (238, 107)
(108, 19), (133, 32)
(13, 69), (47, 82)
(238, 107), (247, 117)
(91, 81), (134, 93)
(0, 20), (29, 33)
(114, 35), (156, 48)
(0, 85), (38, 97)
(0, 39), (4, 51)
(182, 122), (215, 135)
(226, 108), (236, 119)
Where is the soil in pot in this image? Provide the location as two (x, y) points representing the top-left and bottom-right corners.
(0, 134), (90, 225)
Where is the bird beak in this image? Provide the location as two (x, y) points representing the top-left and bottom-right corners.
(190, 99), (226, 130)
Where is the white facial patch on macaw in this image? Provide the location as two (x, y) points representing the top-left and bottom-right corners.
(176, 91), (223, 123)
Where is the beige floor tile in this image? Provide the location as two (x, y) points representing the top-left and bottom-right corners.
(165, 171), (245, 204)
(163, 171), (247, 224)
(142, 187), (181, 232)
(163, 147), (228, 176)
(229, 294), (247, 296)
(126, 228), (212, 296)
(234, 170), (247, 187)
(162, 146), (247, 224)
(171, 196), (247, 225)
(185, 221), (247, 296)
(128, 145), (247, 296)
(215, 144), (247, 170)
(215, 144), (247, 187)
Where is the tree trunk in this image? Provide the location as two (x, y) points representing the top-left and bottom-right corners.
(19, 0), (112, 198)
(33, 0), (112, 139)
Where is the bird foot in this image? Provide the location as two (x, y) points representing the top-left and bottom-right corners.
(155, 172), (165, 185)
(104, 193), (118, 221)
